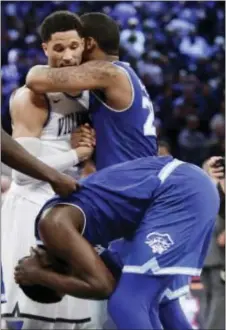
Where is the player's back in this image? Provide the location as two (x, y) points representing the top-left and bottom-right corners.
(90, 61), (158, 170)
(36, 156), (174, 247)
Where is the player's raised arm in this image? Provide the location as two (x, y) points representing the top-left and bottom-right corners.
(26, 61), (121, 94)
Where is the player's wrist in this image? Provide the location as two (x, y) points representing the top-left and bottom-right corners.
(74, 147), (92, 163)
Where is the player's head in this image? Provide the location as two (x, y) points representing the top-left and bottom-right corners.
(18, 251), (69, 304)
(80, 13), (120, 61)
(39, 11), (84, 68)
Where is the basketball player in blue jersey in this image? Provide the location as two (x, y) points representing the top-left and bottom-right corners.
(25, 12), (197, 328)
(15, 156), (220, 329)
(26, 12), (158, 169)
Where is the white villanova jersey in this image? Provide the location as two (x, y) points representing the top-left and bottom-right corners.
(11, 91), (90, 200)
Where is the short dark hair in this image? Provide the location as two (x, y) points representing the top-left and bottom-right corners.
(80, 13), (120, 55)
(19, 254), (69, 303)
(20, 283), (63, 304)
(39, 11), (83, 42)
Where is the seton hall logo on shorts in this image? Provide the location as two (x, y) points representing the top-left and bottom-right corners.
(145, 232), (174, 254)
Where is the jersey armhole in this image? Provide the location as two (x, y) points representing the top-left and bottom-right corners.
(43, 94), (52, 128)
(91, 65), (135, 113)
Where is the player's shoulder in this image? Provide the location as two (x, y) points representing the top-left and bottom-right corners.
(10, 85), (47, 110)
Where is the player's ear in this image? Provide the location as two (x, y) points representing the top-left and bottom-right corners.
(42, 43), (48, 57)
(81, 38), (85, 51)
(85, 37), (96, 52)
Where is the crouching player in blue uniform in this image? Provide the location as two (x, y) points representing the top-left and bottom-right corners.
(14, 156), (219, 329)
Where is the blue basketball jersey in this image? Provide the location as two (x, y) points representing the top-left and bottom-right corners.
(35, 156), (174, 247)
(90, 61), (158, 170)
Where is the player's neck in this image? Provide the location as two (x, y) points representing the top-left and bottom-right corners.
(93, 50), (119, 62)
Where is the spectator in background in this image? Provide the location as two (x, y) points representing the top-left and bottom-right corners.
(207, 112), (225, 158)
(178, 114), (207, 165)
(200, 156), (225, 330)
(120, 17), (145, 57)
(2, 1), (224, 162)
(179, 29), (212, 60)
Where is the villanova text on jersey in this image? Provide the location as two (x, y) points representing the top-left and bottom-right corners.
(57, 112), (91, 136)
(90, 61), (158, 170)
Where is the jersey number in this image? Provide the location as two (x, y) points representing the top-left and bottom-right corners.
(142, 96), (156, 136)
(139, 79), (156, 136)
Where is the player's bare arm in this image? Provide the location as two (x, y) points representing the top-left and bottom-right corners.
(15, 205), (116, 299)
(10, 86), (48, 139)
(26, 61), (132, 110)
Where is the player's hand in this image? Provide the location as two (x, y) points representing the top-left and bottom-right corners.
(204, 156), (225, 181)
(217, 230), (225, 247)
(31, 247), (53, 267)
(14, 252), (43, 286)
(49, 173), (77, 197)
(71, 123), (96, 149)
(76, 145), (94, 163)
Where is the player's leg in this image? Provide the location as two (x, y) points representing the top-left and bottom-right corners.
(160, 298), (192, 330)
(108, 272), (171, 329)
(159, 274), (192, 329)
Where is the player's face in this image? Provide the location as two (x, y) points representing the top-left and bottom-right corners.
(42, 30), (84, 68)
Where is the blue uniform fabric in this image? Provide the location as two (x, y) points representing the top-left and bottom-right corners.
(121, 162), (219, 277)
(90, 61), (157, 170)
(105, 239), (191, 304)
(35, 156), (219, 278)
(35, 156), (173, 247)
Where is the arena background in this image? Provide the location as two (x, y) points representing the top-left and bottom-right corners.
(1, 1), (225, 329)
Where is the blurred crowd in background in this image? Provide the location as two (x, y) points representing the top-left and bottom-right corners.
(1, 1), (225, 329)
(2, 1), (225, 166)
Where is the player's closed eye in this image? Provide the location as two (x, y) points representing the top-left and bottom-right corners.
(71, 43), (79, 49)
(53, 46), (64, 53)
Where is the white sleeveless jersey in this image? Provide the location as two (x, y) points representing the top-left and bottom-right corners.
(11, 91), (90, 201)
(40, 91), (89, 151)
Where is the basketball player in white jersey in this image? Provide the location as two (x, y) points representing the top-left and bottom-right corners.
(1, 11), (106, 330)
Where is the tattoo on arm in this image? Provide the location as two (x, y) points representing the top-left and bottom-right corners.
(46, 61), (119, 90)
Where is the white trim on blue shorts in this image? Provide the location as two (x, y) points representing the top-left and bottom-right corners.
(122, 257), (202, 276)
(160, 285), (190, 301)
(158, 159), (184, 183)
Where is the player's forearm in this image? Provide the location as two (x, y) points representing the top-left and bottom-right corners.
(26, 65), (82, 94)
(12, 137), (90, 185)
(26, 62), (113, 94)
(35, 268), (114, 300)
(1, 129), (58, 184)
